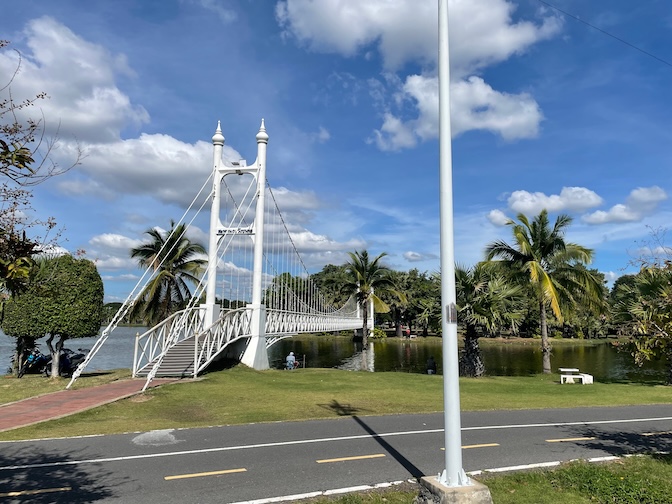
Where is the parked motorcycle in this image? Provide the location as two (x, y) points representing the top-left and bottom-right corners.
(17, 347), (51, 378)
(43, 348), (88, 377)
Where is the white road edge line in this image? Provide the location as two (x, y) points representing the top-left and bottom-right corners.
(467, 456), (623, 476)
(2, 416), (672, 471)
(228, 480), (412, 504)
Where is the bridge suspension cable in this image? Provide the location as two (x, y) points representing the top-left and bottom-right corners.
(69, 121), (361, 389)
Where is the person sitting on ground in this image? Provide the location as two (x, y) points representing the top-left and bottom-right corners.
(286, 351), (296, 370)
(426, 355), (437, 375)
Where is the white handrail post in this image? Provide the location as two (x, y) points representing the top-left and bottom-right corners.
(194, 332), (199, 378)
(132, 332), (139, 377)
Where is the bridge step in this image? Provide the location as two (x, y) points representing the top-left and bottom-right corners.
(136, 338), (203, 378)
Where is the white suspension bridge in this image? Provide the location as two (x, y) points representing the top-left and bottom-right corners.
(68, 120), (370, 391)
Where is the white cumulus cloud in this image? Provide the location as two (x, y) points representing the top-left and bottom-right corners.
(583, 186), (667, 224)
(1, 16), (149, 144)
(276, 0), (561, 149)
(508, 187), (603, 215)
(487, 209), (510, 226)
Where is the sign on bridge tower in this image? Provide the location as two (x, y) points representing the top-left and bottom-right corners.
(203, 120), (270, 370)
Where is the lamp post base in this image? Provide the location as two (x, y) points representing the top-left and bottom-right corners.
(417, 476), (493, 504)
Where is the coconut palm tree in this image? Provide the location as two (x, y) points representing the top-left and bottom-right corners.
(341, 250), (403, 349)
(485, 210), (604, 374)
(130, 221), (207, 326)
(456, 263), (525, 377)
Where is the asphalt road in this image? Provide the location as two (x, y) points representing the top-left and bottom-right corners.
(1, 404), (671, 503)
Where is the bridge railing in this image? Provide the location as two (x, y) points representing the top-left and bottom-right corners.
(265, 309), (362, 348)
(194, 307), (252, 375)
(132, 306), (206, 377)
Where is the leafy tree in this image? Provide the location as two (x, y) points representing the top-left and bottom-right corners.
(2, 254), (104, 377)
(485, 210), (604, 373)
(0, 40), (82, 370)
(390, 269), (437, 336)
(379, 270), (409, 336)
(456, 263), (524, 377)
(341, 250), (403, 349)
(130, 221), (207, 326)
(561, 267), (609, 339)
(310, 264), (351, 307)
(612, 265), (672, 385)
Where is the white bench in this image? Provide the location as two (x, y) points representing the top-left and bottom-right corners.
(559, 367), (593, 385)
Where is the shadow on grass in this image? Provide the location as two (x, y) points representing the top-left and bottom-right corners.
(0, 444), (125, 503)
(318, 399), (367, 416)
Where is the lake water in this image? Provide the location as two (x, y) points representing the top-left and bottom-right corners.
(1, 330), (666, 383)
(270, 335), (668, 383)
(0, 327), (141, 374)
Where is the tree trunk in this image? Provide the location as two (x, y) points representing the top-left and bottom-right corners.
(459, 324), (485, 377)
(13, 337), (30, 376)
(362, 300), (369, 350)
(540, 301), (552, 374)
(46, 334), (65, 378)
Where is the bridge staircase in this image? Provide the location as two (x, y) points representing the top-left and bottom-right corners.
(134, 336), (201, 378)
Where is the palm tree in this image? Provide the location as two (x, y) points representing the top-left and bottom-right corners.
(612, 266), (672, 384)
(341, 250), (403, 349)
(130, 221), (207, 326)
(456, 263), (524, 377)
(485, 210), (604, 374)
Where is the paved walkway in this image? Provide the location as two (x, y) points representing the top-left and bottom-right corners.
(0, 378), (176, 433)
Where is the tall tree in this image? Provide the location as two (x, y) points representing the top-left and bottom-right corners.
(0, 41), (83, 371)
(485, 210), (604, 373)
(341, 250), (403, 349)
(130, 221), (207, 326)
(2, 254), (104, 377)
(456, 263), (524, 377)
(310, 264), (350, 307)
(612, 265), (672, 385)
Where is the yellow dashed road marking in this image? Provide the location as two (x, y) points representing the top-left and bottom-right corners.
(0, 486), (71, 497)
(440, 443), (500, 450)
(164, 468), (247, 481)
(546, 437), (595, 443)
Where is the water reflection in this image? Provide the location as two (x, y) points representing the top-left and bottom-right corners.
(3, 329), (666, 384)
(271, 335), (668, 383)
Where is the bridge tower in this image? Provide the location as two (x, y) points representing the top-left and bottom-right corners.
(203, 120), (270, 370)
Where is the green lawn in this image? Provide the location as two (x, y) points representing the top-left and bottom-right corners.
(1, 366), (670, 441)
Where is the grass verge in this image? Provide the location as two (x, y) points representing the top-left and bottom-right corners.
(301, 455), (672, 504)
(481, 454), (672, 504)
(0, 366), (670, 441)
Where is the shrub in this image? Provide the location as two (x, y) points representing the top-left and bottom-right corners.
(371, 327), (387, 339)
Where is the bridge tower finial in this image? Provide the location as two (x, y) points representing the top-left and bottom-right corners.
(256, 118), (269, 144)
(212, 120), (225, 146)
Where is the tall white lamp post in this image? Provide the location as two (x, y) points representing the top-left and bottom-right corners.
(437, 0), (468, 488)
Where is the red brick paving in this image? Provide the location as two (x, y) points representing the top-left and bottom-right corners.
(0, 378), (175, 433)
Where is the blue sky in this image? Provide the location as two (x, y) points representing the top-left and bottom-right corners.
(1, 0), (671, 302)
